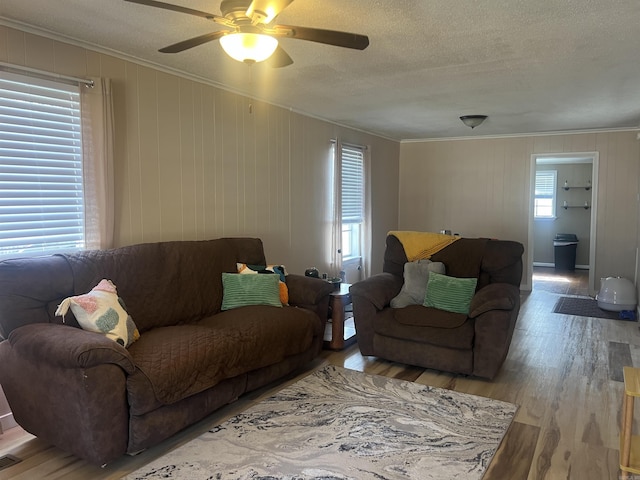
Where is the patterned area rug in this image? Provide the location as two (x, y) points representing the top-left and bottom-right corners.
(125, 365), (517, 480)
(553, 296), (636, 321)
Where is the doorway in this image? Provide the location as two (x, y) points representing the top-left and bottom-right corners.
(532, 265), (590, 297)
(528, 153), (599, 295)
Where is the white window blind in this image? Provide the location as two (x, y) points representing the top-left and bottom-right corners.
(0, 71), (84, 257)
(534, 170), (556, 218)
(341, 144), (364, 224)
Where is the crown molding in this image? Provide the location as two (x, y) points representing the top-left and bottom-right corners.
(3, 19), (635, 145)
(401, 127), (640, 143)
(0, 18), (399, 143)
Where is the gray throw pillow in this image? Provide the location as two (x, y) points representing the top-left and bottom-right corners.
(390, 260), (446, 308)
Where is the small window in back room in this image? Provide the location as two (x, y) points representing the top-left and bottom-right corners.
(534, 170), (557, 219)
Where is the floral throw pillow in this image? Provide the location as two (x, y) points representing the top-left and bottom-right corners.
(55, 279), (140, 347)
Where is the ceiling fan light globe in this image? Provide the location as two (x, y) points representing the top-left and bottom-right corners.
(220, 33), (278, 63)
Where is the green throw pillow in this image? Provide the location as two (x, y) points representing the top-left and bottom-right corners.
(423, 271), (478, 315)
(221, 273), (282, 311)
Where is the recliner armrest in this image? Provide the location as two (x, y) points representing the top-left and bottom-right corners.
(7, 322), (136, 373)
(286, 274), (334, 306)
(349, 273), (403, 310)
(469, 283), (520, 318)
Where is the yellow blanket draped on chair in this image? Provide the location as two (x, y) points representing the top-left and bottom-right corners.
(388, 231), (460, 261)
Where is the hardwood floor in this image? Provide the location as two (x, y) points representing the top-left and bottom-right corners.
(0, 267), (636, 479)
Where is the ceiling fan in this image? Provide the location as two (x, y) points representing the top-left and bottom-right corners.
(124, 0), (370, 67)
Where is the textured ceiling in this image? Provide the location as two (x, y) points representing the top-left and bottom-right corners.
(1, 0), (640, 140)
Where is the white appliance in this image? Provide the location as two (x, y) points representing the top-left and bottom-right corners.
(596, 277), (637, 311)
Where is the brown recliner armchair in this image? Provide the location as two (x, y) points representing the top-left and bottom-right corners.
(350, 234), (524, 379)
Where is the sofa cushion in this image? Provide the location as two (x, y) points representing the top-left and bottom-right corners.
(374, 307), (474, 349)
(0, 254), (76, 339)
(63, 238), (267, 333)
(126, 305), (317, 414)
(430, 238), (489, 279)
(423, 272), (478, 315)
(221, 273), (282, 310)
(394, 305), (468, 329)
(390, 260), (445, 308)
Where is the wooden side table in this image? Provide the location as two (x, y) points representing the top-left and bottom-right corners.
(621, 366), (640, 477)
(324, 283), (356, 350)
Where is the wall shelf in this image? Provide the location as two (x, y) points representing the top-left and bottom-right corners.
(561, 179), (591, 211)
(563, 205), (590, 210)
(563, 180), (592, 191)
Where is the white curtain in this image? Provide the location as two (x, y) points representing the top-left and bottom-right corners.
(361, 145), (371, 280)
(330, 140), (343, 278)
(81, 77), (115, 250)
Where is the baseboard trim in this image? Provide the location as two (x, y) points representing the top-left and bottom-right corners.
(0, 412), (17, 433)
(533, 262), (589, 270)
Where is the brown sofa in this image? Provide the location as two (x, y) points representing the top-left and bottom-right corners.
(350, 234), (524, 379)
(0, 238), (333, 466)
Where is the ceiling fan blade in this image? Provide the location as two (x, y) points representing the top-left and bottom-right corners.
(266, 46), (294, 68)
(124, 0), (233, 27)
(246, 0), (295, 24)
(159, 31), (227, 53)
(273, 25), (369, 50)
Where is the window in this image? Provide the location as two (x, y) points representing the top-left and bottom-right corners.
(534, 170), (557, 218)
(340, 144), (364, 261)
(0, 71), (84, 258)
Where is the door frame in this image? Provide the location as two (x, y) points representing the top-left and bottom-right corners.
(527, 152), (599, 295)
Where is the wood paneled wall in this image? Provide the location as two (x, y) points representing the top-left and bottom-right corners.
(0, 25), (400, 277)
(2, 25), (638, 298)
(399, 132), (640, 291)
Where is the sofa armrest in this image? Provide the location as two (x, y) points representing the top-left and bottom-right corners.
(470, 283), (521, 379)
(7, 323), (136, 374)
(349, 273), (403, 310)
(286, 274), (334, 306)
(349, 273), (402, 356)
(1, 322), (132, 465)
(469, 283), (520, 319)
(286, 275), (334, 336)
